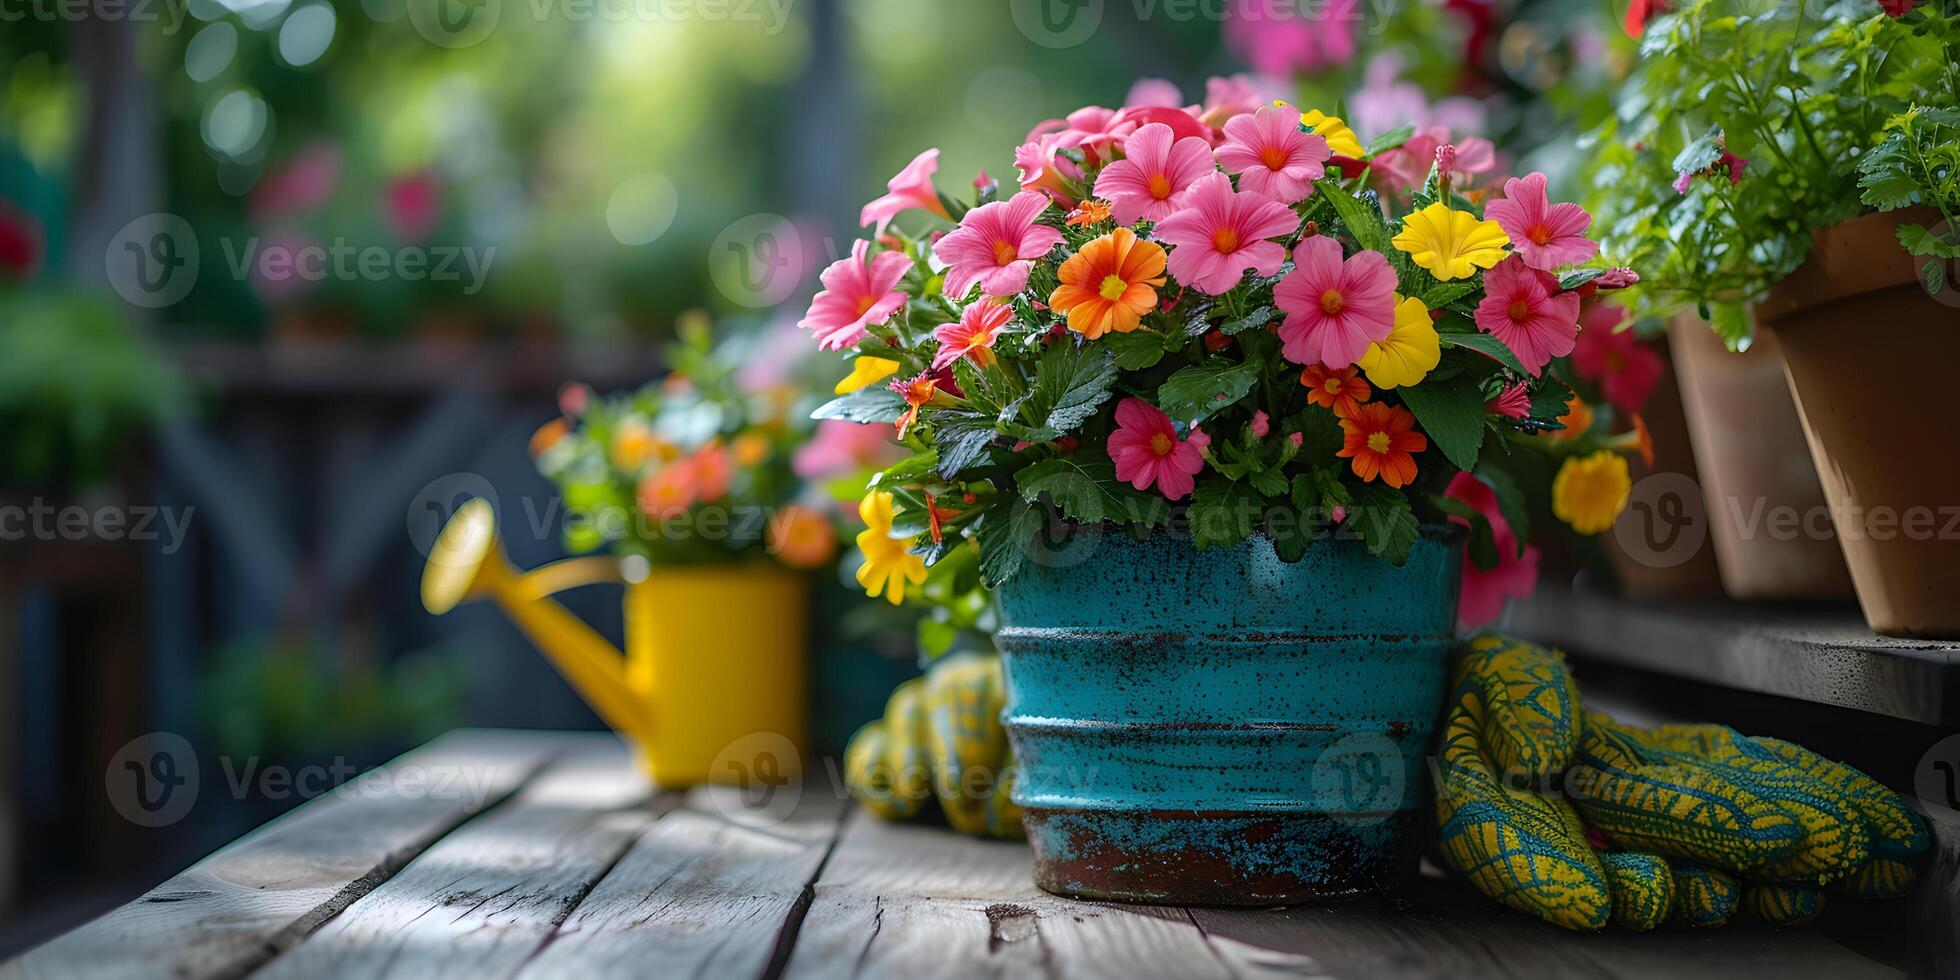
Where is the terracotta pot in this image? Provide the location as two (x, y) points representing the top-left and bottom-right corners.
(1602, 340), (1726, 597)
(1757, 207), (1960, 638)
(1668, 317), (1854, 600)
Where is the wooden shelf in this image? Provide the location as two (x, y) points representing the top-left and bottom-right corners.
(1505, 591), (1960, 726)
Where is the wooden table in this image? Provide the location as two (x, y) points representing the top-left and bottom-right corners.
(1, 730), (1908, 979)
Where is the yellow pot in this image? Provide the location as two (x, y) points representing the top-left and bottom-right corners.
(421, 499), (808, 786)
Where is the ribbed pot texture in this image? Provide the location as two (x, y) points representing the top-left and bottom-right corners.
(995, 528), (1461, 905)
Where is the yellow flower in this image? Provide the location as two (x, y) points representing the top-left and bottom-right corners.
(854, 491), (927, 605)
(1393, 202), (1511, 281)
(835, 356), (901, 395)
(732, 431), (771, 467)
(1356, 295), (1440, 389)
(1298, 108), (1365, 159)
(1552, 451), (1632, 535)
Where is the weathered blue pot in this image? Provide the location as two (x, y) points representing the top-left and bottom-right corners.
(995, 528), (1460, 905)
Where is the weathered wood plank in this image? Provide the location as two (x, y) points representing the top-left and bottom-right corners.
(253, 737), (662, 980)
(513, 781), (847, 980)
(0, 729), (560, 980)
(783, 809), (1238, 980)
(1190, 871), (1901, 980)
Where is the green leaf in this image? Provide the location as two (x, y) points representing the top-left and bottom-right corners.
(1708, 302), (1753, 350)
(1248, 467), (1290, 498)
(1396, 377), (1487, 472)
(1557, 268), (1610, 291)
(1365, 125), (1415, 157)
(1292, 408), (1344, 459)
(1927, 259), (1946, 296)
(1219, 306), (1276, 335)
(1313, 178), (1394, 254)
(1856, 133), (1920, 211)
(1347, 482), (1419, 567)
(1438, 330), (1529, 377)
(1416, 280), (1478, 309)
(954, 358), (1023, 419)
(1015, 456), (1170, 528)
(1266, 506), (1317, 563)
(931, 412), (998, 478)
(1528, 375), (1576, 428)
(811, 387), (904, 424)
(976, 495), (1041, 587)
(1898, 223), (1960, 259)
(1024, 343), (1118, 435)
(1104, 329), (1174, 370)
(1669, 125), (1724, 176)
(1189, 480), (1264, 550)
(1156, 359), (1260, 423)
(1424, 493), (1497, 572)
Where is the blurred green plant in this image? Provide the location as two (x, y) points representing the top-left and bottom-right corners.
(199, 635), (468, 761)
(0, 288), (184, 491)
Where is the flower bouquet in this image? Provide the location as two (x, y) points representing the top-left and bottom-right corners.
(799, 84), (1642, 903)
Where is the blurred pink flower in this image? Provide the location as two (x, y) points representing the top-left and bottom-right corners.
(1224, 0), (1359, 77)
(251, 141), (342, 222)
(798, 240), (910, 351)
(793, 421), (900, 480)
(1370, 127), (1496, 191)
(933, 190), (1064, 300)
(1214, 104), (1330, 205)
(1125, 78), (1185, 108)
(1153, 172), (1297, 295)
(1571, 303), (1664, 415)
(1350, 54), (1485, 140)
(1198, 74), (1276, 127)
(1015, 131), (1085, 207)
(384, 171), (441, 242)
(0, 198), (42, 279)
(1093, 122), (1213, 225)
(1446, 472), (1540, 629)
(860, 148), (951, 230)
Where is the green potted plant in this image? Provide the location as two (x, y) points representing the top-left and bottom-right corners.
(797, 80), (1644, 903)
(1587, 0), (1956, 631)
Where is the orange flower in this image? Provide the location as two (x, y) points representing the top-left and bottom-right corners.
(690, 443), (731, 502)
(529, 418), (569, 458)
(1337, 402), (1427, 489)
(1300, 363), (1373, 418)
(1545, 395), (1593, 441)
(638, 461), (698, 513)
(1066, 198), (1113, 227)
(892, 372), (938, 439)
(733, 431), (771, 467)
(1047, 227), (1167, 339)
(766, 504), (837, 569)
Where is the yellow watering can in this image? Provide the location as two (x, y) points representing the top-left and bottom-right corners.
(420, 498), (808, 786)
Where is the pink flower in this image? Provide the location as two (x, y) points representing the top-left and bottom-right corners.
(799, 240), (911, 351)
(1153, 172), (1298, 294)
(1249, 410), (1272, 438)
(1058, 106), (1139, 163)
(932, 191), (1064, 300)
(1125, 78), (1185, 108)
(1197, 74), (1274, 127)
(1215, 105), (1331, 205)
(1446, 472), (1540, 630)
(1486, 172), (1598, 271)
(1092, 122), (1214, 225)
(1474, 256), (1580, 376)
(1591, 268), (1641, 291)
(1879, 0), (1919, 16)
(1015, 131), (1086, 207)
(932, 300), (1014, 371)
(1571, 303), (1664, 415)
(1107, 398), (1207, 501)
(384, 171), (441, 242)
(1223, 0), (1359, 77)
(793, 420), (901, 479)
(1274, 236), (1397, 369)
(1371, 127), (1495, 191)
(1485, 382), (1530, 419)
(1116, 106), (1215, 147)
(251, 141), (342, 222)
(860, 148), (951, 229)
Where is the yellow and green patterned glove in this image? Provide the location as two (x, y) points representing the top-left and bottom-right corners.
(1434, 634), (1929, 931)
(843, 651), (1023, 839)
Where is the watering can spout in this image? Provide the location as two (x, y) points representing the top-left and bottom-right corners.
(420, 498), (650, 738)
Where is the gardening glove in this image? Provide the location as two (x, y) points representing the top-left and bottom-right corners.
(1433, 634), (1929, 931)
(843, 651), (1023, 840)
(1568, 711), (1932, 918)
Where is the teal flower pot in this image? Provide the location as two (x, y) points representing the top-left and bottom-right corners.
(995, 528), (1461, 905)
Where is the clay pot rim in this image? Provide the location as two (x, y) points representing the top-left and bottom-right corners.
(1757, 206), (1944, 325)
